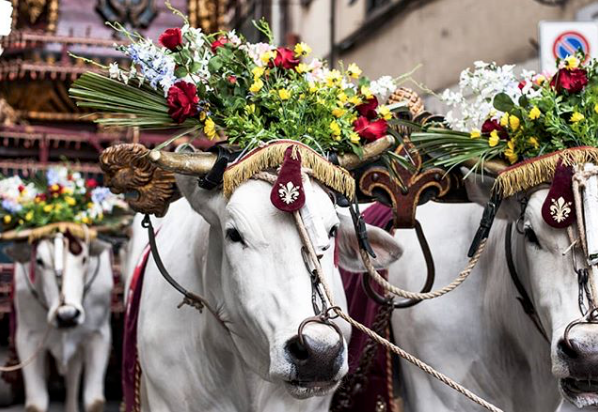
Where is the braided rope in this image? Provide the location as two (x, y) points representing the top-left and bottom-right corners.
(359, 239), (487, 301)
(292, 211), (503, 412)
(0, 325), (50, 372)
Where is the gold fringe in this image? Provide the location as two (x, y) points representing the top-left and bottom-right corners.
(0, 222), (98, 243)
(222, 141), (356, 199)
(494, 147), (598, 198)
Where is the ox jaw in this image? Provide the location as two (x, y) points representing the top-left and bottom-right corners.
(560, 378), (598, 408)
(283, 379), (341, 399)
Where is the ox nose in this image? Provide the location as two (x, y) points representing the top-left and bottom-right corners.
(56, 306), (81, 329)
(285, 334), (344, 381)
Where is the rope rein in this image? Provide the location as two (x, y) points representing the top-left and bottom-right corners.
(291, 210), (503, 412)
(0, 325), (51, 372)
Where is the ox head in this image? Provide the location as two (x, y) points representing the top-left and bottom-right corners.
(465, 166), (598, 409)
(5, 232), (110, 329)
(152, 143), (402, 399)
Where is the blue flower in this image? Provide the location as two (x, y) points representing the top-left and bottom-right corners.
(2, 199), (22, 213)
(91, 187), (110, 204)
(46, 168), (60, 186)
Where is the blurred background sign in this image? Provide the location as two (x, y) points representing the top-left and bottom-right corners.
(539, 21), (598, 71)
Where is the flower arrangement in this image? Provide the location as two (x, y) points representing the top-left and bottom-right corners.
(0, 167), (127, 231)
(69, 10), (402, 157)
(412, 53), (598, 172)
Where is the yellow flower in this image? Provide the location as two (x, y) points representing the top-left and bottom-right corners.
(564, 56), (580, 70)
(3, 215), (11, 224)
(87, 202), (94, 209)
(349, 132), (361, 144)
(245, 104), (256, 115)
(65, 196), (76, 206)
(252, 66), (265, 79)
(330, 120), (341, 136)
(18, 219), (23, 225)
(470, 129), (481, 139)
(43, 204), (54, 213)
(34, 197), (41, 204)
(529, 106), (541, 120)
(500, 112), (509, 127)
(509, 115), (520, 131)
(55, 204), (62, 211)
(528, 136), (540, 149)
(294, 42), (311, 57)
(199, 111), (207, 121)
(348, 114), (358, 123)
(82, 216), (91, 225)
(361, 86), (373, 99)
(278, 89), (291, 100)
(348, 96), (362, 106)
(337, 92), (348, 103)
(378, 105), (392, 120)
(347, 63), (362, 79)
(332, 108), (346, 118)
(249, 79), (264, 93)
(333, 135), (342, 142)
(326, 70), (342, 87)
(535, 74), (546, 85)
(504, 140), (518, 164)
(309, 82), (318, 94)
(296, 63), (309, 74)
(204, 118), (217, 140)
(594, 103), (598, 115)
(50, 184), (60, 192)
(63, 187), (73, 195)
(260, 50), (275, 64)
(570, 112), (585, 123)
(489, 130), (500, 147)
(25, 211), (33, 221)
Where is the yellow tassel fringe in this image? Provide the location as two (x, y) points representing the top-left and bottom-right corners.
(494, 147), (598, 198)
(222, 141), (356, 199)
(0, 222), (98, 243)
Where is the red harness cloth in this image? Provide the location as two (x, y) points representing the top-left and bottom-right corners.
(338, 202), (395, 411)
(122, 243), (152, 412)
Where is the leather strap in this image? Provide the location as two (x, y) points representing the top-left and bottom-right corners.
(505, 223), (550, 342)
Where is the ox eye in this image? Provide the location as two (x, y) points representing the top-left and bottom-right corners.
(329, 225), (339, 238)
(524, 227), (541, 249)
(226, 228), (244, 244)
(35, 258), (44, 267)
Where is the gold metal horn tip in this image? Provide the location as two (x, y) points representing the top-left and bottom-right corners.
(148, 150), (218, 176)
(338, 135), (395, 169)
(462, 158), (508, 176)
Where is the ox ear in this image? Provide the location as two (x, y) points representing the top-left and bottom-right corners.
(175, 175), (224, 226)
(461, 168), (519, 221)
(3, 242), (32, 263)
(336, 214), (402, 272)
(89, 239), (112, 257)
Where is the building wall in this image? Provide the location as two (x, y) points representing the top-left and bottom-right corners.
(287, 0), (597, 93)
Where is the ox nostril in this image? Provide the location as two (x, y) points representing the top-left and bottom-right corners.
(286, 336), (310, 364)
(56, 307), (81, 328)
(558, 338), (581, 359)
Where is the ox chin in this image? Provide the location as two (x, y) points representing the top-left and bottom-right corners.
(560, 378), (598, 408)
(283, 379), (340, 399)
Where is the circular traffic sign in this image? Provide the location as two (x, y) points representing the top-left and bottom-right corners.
(553, 31), (591, 62)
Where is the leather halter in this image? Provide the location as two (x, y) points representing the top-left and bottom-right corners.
(505, 222), (550, 342)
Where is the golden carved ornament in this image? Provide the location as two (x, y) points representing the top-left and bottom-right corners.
(100, 144), (180, 217)
(388, 87), (425, 118)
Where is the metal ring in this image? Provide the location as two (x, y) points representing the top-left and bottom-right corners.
(297, 314), (343, 347)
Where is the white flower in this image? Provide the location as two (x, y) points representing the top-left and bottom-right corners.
(109, 62), (120, 79)
(369, 75), (397, 103)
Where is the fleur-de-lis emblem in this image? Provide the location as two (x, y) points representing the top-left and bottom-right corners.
(550, 196), (572, 223)
(278, 182), (300, 204)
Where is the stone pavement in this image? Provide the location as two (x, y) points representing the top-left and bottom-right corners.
(0, 401), (121, 411)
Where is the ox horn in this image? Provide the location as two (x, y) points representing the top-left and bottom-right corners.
(148, 150), (218, 176)
(462, 158), (508, 177)
(337, 135), (395, 170)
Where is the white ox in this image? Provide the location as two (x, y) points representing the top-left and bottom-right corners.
(388, 176), (598, 411)
(133, 172), (402, 411)
(6, 233), (113, 412)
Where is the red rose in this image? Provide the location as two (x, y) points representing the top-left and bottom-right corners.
(167, 81), (199, 123)
(356, 97), (379, 119)
(550, 68), (588, 94)
(86, 178), (98, 189)
(271, 47), (299, 70)
(17, 185), (25, 193)
(481, 119), (508, 140)
(211, 36), (229, 53)
(228, 75), (237, 84)
(159, 28), (183, 51)
(353, 116), (388, 142)
(518, 80), (526, 90)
